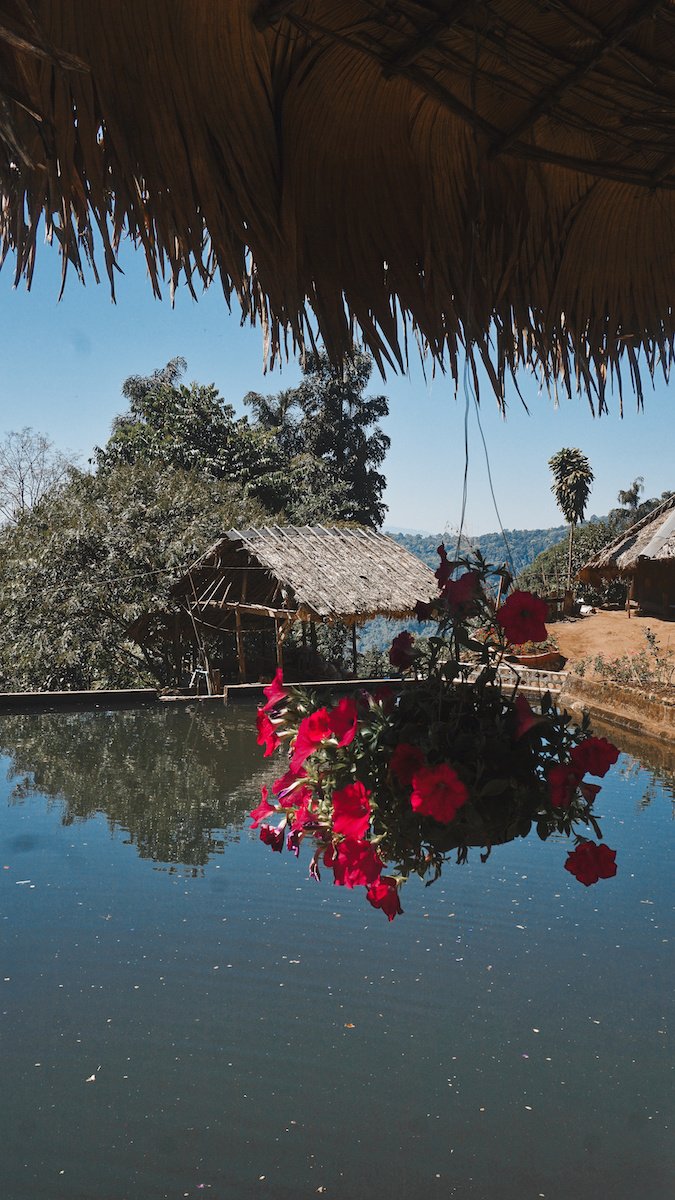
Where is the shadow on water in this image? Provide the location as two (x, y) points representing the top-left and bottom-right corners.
(0, 706), (269, 869)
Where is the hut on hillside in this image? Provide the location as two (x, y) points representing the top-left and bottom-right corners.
(128, 525), (439, 688)
(578, 497), (675, 619)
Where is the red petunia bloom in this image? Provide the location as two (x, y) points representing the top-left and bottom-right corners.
(415, 599), (435, 622)
(512, 694), (544, 739)
(256, 708), (280, 757)
(389, 631), (416, 670)
(442, 570), (481, 617)
(548, 763), (580, 809)
(291, 707), (333, 770)
(435, 543), (452, 588)
(330, 838), (383, 888)
(372, 685), (396, 714)
(570, 737), (620, 779)
(327, 696), (359, 747)
(410, 763), (468, 824)
(249, 786), (276, 829)
(272, 764), (308, 799)
(366, 876), (404, 921)
(259, 823), (284, 852)
(261, 668), (287, 712)
(332, 781), (372, 840)
(496, 590), (548, 646)
(390, 742), (426, 787)
(564, 841), (617, 886)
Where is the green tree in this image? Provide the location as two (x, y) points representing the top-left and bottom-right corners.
(0, 463), (266, 691)
(548, 448), (594, 591)
(245, 349), (390, 527)
(616, 476), (644, 513)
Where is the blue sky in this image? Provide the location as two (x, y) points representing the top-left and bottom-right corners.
(1, 238), (672, 536)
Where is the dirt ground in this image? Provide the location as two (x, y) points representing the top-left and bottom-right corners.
(551, 609), (675, 670)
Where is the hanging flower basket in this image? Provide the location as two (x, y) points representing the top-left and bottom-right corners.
(251, 549), (619, 920)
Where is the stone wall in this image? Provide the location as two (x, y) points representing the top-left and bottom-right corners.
(559, 676), (675, 744)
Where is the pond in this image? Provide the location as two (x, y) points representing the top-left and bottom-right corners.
(0, 706), (672, 1200)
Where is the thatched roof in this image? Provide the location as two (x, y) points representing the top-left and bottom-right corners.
(579, 496), (675, 581)
(174, 524), (438, 625)
(3, 3), (675, 407)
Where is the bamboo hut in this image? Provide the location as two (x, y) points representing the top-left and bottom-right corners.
(128, 525), (439, 686)
(578, 497), (675, 618)
(2, 3), (675, 408)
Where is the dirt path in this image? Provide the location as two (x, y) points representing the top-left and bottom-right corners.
(552, 609), (675, 670)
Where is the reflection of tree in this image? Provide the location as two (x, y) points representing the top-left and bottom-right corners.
(0, 707), (271, 868)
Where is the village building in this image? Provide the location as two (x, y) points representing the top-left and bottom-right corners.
(579, 497), (675, 620)
(128, 525), (439, 689)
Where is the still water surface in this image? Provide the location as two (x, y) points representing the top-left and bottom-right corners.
(0, 707), (672, 1200)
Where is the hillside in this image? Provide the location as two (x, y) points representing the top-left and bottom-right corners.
(359, 523), (569, 658)
(390, 525), (568, 578)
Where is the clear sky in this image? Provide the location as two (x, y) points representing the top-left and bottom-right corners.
(1, 237), (672, 537)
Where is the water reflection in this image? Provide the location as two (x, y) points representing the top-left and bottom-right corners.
(0, 706), (269, 869)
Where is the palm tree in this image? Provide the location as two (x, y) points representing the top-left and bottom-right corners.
(548, 448), (594, 593)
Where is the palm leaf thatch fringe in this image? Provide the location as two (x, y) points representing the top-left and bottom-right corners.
(174, 525), (439, 625)
(579, 496), (675, 583)
(2, 2), (675, 408)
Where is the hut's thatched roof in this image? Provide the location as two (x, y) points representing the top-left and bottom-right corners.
(3, 2), (675, 407)
(579, 496), (675, 582)
(174, 524), (438, 625)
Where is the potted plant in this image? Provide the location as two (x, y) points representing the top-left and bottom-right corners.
(251, 549), (618, 920)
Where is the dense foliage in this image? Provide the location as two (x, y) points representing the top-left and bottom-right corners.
(517, 484), (674, 606)
(245, 349), (389, 527)
(0, 463), (265, 691)
(0, 353), (391, 691)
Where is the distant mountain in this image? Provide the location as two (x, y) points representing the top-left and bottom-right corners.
(392, 526), (568, 578)
(358, 523), (570, 658)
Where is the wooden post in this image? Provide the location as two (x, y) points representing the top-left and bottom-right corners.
(274, 617), (284, 671)
(352, 624), (358, 677)
(235, 609), (247, 682)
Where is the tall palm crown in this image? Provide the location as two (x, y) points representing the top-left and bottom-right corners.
(548, 449), (594, 593)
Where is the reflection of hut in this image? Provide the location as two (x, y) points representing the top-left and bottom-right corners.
(129, 525), (438, 688)
(578, 498), (675, 619)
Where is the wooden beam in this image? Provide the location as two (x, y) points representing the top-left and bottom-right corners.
(235, 609), (247, 684)
(489, 0), (669, 157)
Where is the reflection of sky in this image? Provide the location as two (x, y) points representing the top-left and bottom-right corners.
(0, 710), (673, 1199)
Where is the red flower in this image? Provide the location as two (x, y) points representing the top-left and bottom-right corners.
(496, 590), (548, 646)
(366, 876), (404, 921)
(390, 742), (426, 787)
(259, 823), (284, 852)
(290, 793), (315, 830)
(564, 841), (617, 886)
(256, 708), (280, 757)
(261, 668), (287, 712)
(512, 695), (544, 739)
(415, 599), (435, 622)
(327, 696), (359, 747)
(330, 838), (383, 888)
(291, 707), (333, 769)
(389, 631), (416, 670)
(372, 685), (396, 714)
(410, 763), (468, 824)
(570, 737), (619, 779)
(249, 786), (276, 829)
(442, 570), (481, 617)
(272, 765), (308, 799)
(435, 543), (452, 588)
(548, 763), (580, 809)
(332, 782), (372, 840)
